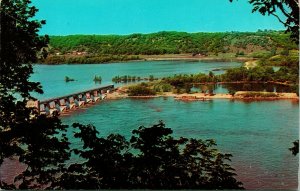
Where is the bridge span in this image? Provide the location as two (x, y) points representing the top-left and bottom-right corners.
(27, 85), (114, 116)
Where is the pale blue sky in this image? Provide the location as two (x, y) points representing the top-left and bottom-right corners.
(32, 0), (285, 35)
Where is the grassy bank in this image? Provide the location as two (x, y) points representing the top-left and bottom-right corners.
(114, 86), (298, 100)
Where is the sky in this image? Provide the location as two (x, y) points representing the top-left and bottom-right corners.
(32, 0), (285, 35)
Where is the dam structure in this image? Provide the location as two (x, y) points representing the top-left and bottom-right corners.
(27, 85), (114, 116)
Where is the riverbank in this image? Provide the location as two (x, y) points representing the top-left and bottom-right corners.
(244, 60), (258, 69)
(57, 90), (298, 117)
(39, 54), (253, 65)
(141, 54), (252, 63)
(107, 87), (299, 101)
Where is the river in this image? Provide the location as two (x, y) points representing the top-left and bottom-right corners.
(31, 61), (241, 99)
(26, 61), (299, 189)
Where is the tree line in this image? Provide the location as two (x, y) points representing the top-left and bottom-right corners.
(43, 54), (140, 64)
(162, 64), (298, 86)
(126, 64), (299, 95)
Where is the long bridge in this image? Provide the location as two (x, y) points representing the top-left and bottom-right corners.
(27, 85), (114, 116)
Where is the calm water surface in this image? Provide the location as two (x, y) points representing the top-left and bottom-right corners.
(62, 98), (299, 190)
(28, 61), (298, 190)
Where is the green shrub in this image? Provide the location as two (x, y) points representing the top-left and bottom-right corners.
(65, 76), (75, 82)
(161, 83), (173, 92)
(128, 85), (156, 96)
(240, 92), (278, 98)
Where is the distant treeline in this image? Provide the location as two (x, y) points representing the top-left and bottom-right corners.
(42, 55), (140, 64)
(47, 31), (297, 56)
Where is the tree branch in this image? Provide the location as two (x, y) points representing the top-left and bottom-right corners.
(270, 12), (288, 27)
(276, 2), (293, 21)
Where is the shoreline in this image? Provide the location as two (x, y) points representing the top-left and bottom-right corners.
(37, 54), (254, 65)
(107, 90), (299, 101)
(56, 88), (298, 118)
(141, 54), (252, 63)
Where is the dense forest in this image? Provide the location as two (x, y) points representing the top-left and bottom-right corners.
(42, 31), (298, 64)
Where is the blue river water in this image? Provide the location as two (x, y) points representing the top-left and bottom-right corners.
(31, 61), (241, 100)
(29, 61), (298, 189)
(61, 98), (299, 190)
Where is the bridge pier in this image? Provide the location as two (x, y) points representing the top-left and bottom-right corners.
(67, 96), (77, 109)
(75, 94), (85, 107)
(92, 90), (101, 102)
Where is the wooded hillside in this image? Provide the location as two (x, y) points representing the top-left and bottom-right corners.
(48, 31), (297, 56)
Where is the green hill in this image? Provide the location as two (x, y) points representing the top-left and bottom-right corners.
(42, 31), (298, 64)
(48, 31), (296, 55)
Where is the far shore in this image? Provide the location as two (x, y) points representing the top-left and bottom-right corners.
(39, 54), (254, 65)
(140, 54), (253, 63)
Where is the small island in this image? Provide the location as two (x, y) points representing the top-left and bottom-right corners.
(93, 75), (102, 83)
(64, 76), (75, 82)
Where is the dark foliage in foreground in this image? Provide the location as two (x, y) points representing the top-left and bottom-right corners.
(289, 140), (299, 156)
(0, 0), (70, 189)
(11, 116), (70, 189)
(230, 0), (299, 44)
(0, 0), (47, 133)
(52, 121), (243, 189)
